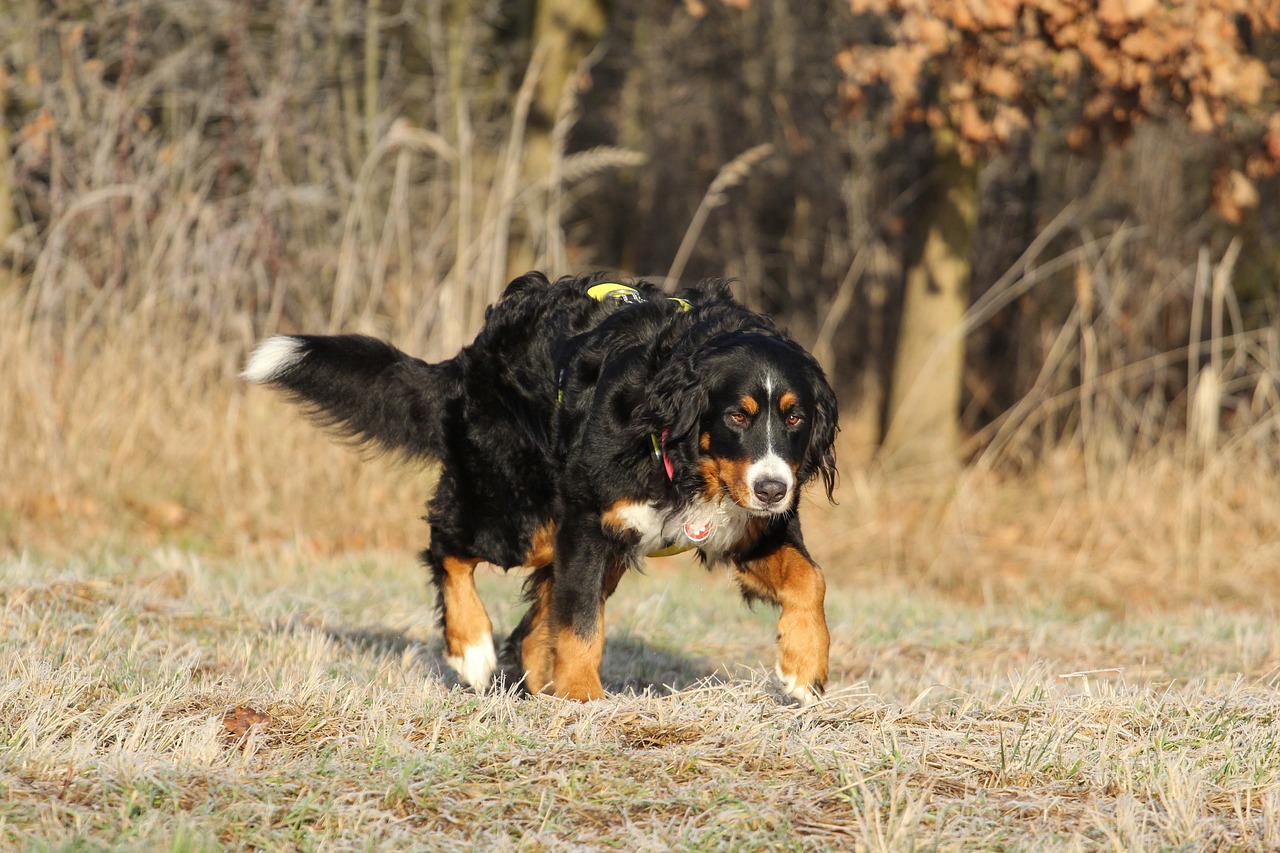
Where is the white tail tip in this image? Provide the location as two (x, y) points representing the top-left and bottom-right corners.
(242, 336), (305, 384)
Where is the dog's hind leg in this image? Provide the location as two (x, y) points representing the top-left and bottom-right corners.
(505, 565), (555, 694)
(509, 556), (626, 700)
(501, 522), (557, 692)
(426, 553), (497, 689)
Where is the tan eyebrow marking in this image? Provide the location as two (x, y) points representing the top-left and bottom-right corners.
(739, 396), (759, 415)
(779, 391), (797, 411)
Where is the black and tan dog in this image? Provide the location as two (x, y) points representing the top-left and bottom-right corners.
(244, 272), (838, 702)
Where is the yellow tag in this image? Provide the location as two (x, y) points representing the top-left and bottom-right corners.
(667, 297), (691, 311)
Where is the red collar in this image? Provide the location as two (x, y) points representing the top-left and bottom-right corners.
(650, 429), (674, 480)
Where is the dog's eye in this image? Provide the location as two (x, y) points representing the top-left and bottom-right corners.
(728, 411), (749, 426)
(785, 413), (804, 428)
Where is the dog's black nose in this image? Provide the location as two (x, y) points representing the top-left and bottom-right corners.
(754, 478), (788, 505)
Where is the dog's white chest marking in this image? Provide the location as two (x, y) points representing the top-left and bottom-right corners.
(611, 497), (752, 561)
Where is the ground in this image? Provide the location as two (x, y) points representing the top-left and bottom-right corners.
(4, 487), (1280, 851)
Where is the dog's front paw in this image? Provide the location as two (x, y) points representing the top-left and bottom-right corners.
(548, 659), (608, 701)
(775, 662), (824, 706)
(550, 682), (609, 702)
(446, 632), (498, 689)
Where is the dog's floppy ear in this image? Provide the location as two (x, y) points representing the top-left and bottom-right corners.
(641, 348), (709, 448)
(800, 362), (840, 501)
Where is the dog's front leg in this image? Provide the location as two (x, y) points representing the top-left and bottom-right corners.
(546, 517), (617, 701)
(734, 543), (830, 704)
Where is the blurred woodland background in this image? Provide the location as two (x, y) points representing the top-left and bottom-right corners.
(1, 0), (1278, 559)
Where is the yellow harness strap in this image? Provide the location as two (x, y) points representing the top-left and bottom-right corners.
(586, 282), (691, 312)
(647, 540), (693, 558)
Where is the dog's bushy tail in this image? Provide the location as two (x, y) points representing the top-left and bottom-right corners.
(242, 334), (458, 460)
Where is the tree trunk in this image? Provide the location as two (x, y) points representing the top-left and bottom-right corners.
(529, 0), (605, 170)
(881, 129), (977, 473)
(0, 82), (14, 258)
(505, 0), (607, 279)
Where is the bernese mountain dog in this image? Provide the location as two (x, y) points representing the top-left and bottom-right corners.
(243, 272), (838, 703)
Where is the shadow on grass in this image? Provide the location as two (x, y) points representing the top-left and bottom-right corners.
(601, 632), (725, 695)
(282, 618), (722, 696)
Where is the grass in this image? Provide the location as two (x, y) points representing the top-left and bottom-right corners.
(4, 517), (1280, 850)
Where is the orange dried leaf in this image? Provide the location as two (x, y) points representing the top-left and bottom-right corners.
(920, 18), (949, 53)
(1230, 58), (1269, 105)
(1267, 114), (1280, 160)
(1057, 49), (1083, 80)
(1098, 0), (1155, 28)
(1244, 153), (1277, 179)
(1187, 95), (1214, 132)
(958, 101), (993, 144)
(1210, 169), (1242, 224)
(19, 108), (56, 143)
(1247, 5), (1280, 31)
(983, 64), (1020, 99)
(1227, 170), (1258, 211)
(1097, 0), (1126, 28)
(1120, 29), (1175, 63)
(223, 706), (274, 739)
(991, 104), (1030, 140)
(1066, 123), (1093, 152)
(848, 0), (889, 13)
(1122, 0), (1157, 22)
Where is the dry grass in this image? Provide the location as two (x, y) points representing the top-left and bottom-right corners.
(4, 541), (1280, 850)
(803, 444), (1280, 616)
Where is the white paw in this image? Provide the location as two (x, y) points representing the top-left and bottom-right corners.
(446, 632), (497, 688)
(775, 662), (820, 706)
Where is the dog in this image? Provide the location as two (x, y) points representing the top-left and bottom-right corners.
(243, 272), (838, 703)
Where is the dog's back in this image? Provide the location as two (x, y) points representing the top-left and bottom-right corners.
(242, 272), (672, 566)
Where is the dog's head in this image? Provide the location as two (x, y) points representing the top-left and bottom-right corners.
(646, 331), (838, 514)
